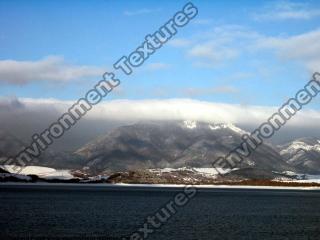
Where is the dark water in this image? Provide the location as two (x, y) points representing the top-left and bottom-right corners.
(0, 184), (320, 240)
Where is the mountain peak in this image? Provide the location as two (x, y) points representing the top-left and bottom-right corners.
(73, 120), (290, 173)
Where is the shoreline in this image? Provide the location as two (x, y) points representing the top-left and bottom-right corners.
(1, 182), (320, 191)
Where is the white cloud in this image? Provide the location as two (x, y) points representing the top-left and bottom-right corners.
(256, 29), (320, 72)
(188, 42), (239, 67)
(169, 24), (320, 73)
(124, 8), (161, 16)
(2, 97), (320, 148)
(144, 62), (171, 71)
(6, 97), (320, 128)
(168, 38), (193, 47)
(192, 18), (213, 25)
(0, 56), (103, 85)
(253, 1), (320, 21)
(171, 25), (260, 68)
(182, 86), (239, 97)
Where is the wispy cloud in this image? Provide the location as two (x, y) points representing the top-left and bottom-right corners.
(182, 86), (239, 97)
(144, 62), (171, 71)
(124, 8), (161, 16)
(255, 29), (320, 72)
(183, 25), (259, 68)
(188, 42), (239, 67)
(169, 23), (320, 73)
(192, 18), (213, 25)
(168, 38), (193, 47)
(253, 0), (320, 21)
(0, 56), (103, 85)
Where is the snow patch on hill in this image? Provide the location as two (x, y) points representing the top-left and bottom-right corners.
(280, 140), (320, 155)
(209, 123), (248, 135)
(209, 125), (221, 130)
(182, 120), (197, 129)
(1, 165), (74, 180)
(225, 123), (247, 135)
(181, 120), (248, 136)
(149, 167), (237, 176)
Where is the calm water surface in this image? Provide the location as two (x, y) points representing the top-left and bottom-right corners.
(0, 184), (319, 240)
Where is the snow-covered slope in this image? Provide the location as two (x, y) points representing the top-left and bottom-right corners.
(181, 120), (248, 135)
(280, 139), (320, 155)
(75, 120), (290, 173)
(1, 165), (74, 180)
(279, 137), (320, 174)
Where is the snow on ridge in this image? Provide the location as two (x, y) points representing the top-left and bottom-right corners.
(181, 120), (247, 135)
(280, 140), (320, 155)
(209, 125), (221, 130)
(225, 123), (247, 135)
(182, 120), (197, 129)
(208, 123), (247, 135)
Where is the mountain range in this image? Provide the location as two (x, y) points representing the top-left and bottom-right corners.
(0, 121), (319, 178)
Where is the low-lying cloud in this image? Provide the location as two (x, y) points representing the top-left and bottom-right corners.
(1, 97), (320, 150)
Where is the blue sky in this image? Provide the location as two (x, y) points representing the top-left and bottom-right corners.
(1, 0), (320, 109)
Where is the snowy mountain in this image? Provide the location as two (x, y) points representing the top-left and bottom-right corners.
(2, 121), (319, 179)
(75, 120), (292, 174)
(279, 137), (320, 174)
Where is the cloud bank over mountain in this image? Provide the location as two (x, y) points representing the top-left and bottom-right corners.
(1, 97), (320, 150)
